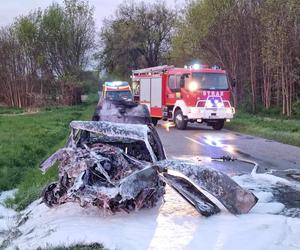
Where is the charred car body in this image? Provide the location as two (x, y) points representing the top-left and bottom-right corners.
(40, 100), (257, 216)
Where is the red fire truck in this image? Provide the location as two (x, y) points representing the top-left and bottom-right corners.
(131, 65), (235, 130)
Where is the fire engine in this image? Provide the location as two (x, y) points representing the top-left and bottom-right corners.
(131, 65), (235, 130)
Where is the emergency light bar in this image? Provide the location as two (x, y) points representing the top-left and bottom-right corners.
(184, 64), (221, 70)
(104, 81), (129, 87)
(205, 96), (224, 108)
(184, 64), (209, 70)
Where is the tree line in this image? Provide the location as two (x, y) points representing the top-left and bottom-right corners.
(1, 0), (300, 117)
(100, 0), (300, 116)
(0, 0), (95, 107)
(171, 0), (300, 116)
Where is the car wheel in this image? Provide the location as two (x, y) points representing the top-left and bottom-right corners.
(151, 118), (159, 126)
(174, 109), (187, 130)
(212, 120), (225, 130)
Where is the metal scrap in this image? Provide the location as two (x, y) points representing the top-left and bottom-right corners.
(40, 99), (257, 216)
(40, 120), (257, 216)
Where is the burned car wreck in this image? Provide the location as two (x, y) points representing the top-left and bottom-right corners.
(40, 100), (258, 216)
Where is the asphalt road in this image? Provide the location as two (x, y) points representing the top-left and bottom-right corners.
(156, 122), (300, 215)
(156, 122), (300, 179)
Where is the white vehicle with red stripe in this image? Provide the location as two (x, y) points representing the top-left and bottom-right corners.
(102, 81), (133, 101)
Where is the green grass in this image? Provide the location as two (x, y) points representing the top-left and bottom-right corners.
(1, 95), (97, 210)
(225, 111), (300, 147)
(44, 243), (106, 250)
(0, 106), (25, 114)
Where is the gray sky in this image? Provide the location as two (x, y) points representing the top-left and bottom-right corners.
(0, 0), (185, 29)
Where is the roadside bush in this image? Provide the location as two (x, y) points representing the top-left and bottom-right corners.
(292, 99), (300, 118)
(80, 80), (99, 95)
(257, 106), (281, 117)
(78, 71), (99, 95)
(0, 107), (24, 115)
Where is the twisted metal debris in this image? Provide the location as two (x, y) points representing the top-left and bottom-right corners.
(40, 100), (257, 216)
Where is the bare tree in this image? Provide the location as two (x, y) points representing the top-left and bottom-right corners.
(99, 1), (176, 77)
(0, 0), (96, 108)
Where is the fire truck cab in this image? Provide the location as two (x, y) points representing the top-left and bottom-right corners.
(132, 65), (235, 130)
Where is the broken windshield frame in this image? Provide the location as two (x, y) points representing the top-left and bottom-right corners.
(190, 72), (229, 90)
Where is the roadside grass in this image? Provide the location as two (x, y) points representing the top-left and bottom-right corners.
(0, 106), (24, 114)
(44, 243), (106, 250)
(1, 95), (97, 210)
(225, 111), (300, 147)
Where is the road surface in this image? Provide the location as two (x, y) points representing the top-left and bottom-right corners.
(157, 122), (300, 214)
(157, 122), (300, 177)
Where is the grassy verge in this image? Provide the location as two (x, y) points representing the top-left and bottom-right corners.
(0, 106), (25, 114)
(1, 95), (97, 210)
(45, 243), (106, 250)
(225, 111), (300, 147)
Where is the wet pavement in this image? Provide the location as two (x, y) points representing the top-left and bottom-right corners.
(157, 122), (300, 176)
(157, 122), (300, 218)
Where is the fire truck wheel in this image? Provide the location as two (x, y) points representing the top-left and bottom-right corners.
(151, 118), (159, 126)
(174, 109), (187, 130)
(212, 120), (225, 130)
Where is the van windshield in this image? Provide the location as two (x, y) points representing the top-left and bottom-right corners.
(105, 90), (133, 101)
(191, 73), (229, 90)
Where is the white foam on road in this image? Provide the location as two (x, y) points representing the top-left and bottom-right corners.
(0, 190), (17, 246)
(0, 190), (17, 220)
(1, 174), (300, 250)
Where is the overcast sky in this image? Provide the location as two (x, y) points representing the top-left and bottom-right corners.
(0, 0), (185, 29)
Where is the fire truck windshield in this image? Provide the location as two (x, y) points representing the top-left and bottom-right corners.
(105, 90), (133, 101)
(190, 72), (229, 90)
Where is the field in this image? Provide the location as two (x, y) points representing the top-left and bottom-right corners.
(0, 96), (97, 210)
(225, 111), (300, 147)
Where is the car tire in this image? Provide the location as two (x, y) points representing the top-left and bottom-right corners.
(174, 109), (187, 130)
(42, 182), (59, 207)
(151, 118), (159, 126)
(212, 120), (225, 130)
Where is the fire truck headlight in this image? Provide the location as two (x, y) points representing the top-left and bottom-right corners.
(188, 81), (198, 92)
